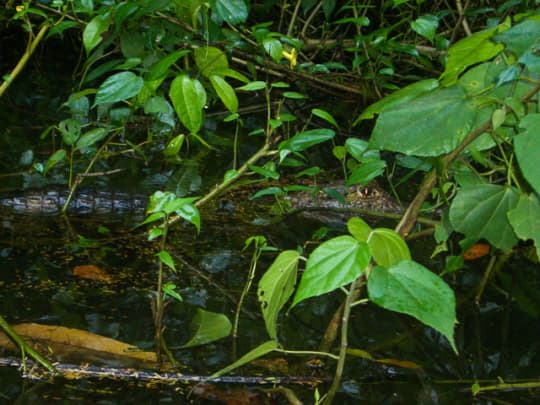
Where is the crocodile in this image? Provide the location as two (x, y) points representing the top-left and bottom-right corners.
(0, 181), (402, 217)
(0, 189), (147, 215)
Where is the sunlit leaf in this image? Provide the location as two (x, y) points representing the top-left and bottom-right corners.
(368, 261), (457, 353)
(449, 185), (519, 251)
(347, 217), (372, 242)
(367, 228), (411, 268)
(440, 27), (504, 86)
(291, 236), (370, 307)
(94, 72), (144, 106)
(258, 251), (300, 339)
(181, 309), (231, 348)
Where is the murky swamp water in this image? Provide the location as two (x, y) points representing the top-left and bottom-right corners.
(1, 36), (540, 405)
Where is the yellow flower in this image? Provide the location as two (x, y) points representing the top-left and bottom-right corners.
(16, 5), (25, 12)
(282, 48), (297, 69)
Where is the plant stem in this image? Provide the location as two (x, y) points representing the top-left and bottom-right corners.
(323, 276), (362, 405)
(0, 315), (56, 373)
(0, 23), (50, 98)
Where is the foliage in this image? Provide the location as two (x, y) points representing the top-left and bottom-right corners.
(2, 0), (540, 402)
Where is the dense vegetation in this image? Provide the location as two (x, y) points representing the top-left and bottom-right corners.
(2, 0), (540, 403)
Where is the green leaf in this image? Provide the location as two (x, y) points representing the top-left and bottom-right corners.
(169, 74), (207, 134)
(515, 114), (540, 195)
(495, 19), (540, 74)
(440, 27), (504, 86)
(283, 91), (307, 99)
(156, 250), (176, 272)
(211, 340), (279, 378)
(164, 134), (185, 156)
(248, 164), (280, 180)
(370, 85), (476, 156)
(367, 228), (411, 268)
(344, 138), (369, 161)
(146, 50), (190, 81)
(411, 15), (438, 41)
(194, 46), (229, 77)
(258, 250), (300, 339)
(181, 308), (232, 348)
(449, 185), (520, 251)
(210, 0), (248, 24)
(75, 128), (108, 150)
(354, 79), (439, 123)
(368, 261), (457, 353)
(279, 129), (335, 162)
(83, 13), (111, 55)
(209, 75), (238, 113)
(312, 108), (339, 128)
(43, 149), (66, 175)
(163, 282), (183, 302)
(347, 159), (386, 186)
(94, 72), (144, 106)
(237, 81), (266, 91)
(263, 38), (283, 62)
(291, 236), (370, 307)
(347, 217), (372, 241)
(508, 194), (540, 259)
(178, 203), (201, 234)
(58, 118), (81, 146)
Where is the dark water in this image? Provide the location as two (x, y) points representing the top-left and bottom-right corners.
(1, 32), (540, 405)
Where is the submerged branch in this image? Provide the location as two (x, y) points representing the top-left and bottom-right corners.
(0, 357), (326, 385)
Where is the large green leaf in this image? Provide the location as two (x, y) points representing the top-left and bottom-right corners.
(169, 74), (207, 134)
(211, 340), (279, 378)
(181, 309), (231, 348)
(83, 13), (111, 55)
(368, 261), (457, 353)
(495, 19), (540, 74)
(209, 75), (238, 113)
(449, 185), (520, 251)
(515, 114), (540, 195)
(355, 79), (439, 123)
(258, 251), (300, 339)
(94, 72), (144, 106)
(439, 27), (504, 86)
(508, 194), (540, 259)
(368, 228), (411, 268)
(279, 128), (335, 162)
(291, 236), (370, 307)
(210, 0), (248, 24)
(369, 85), (476, 156)
(347, 218), (410, 268)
